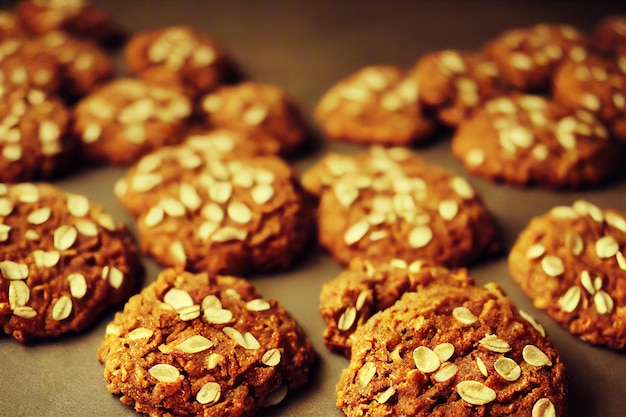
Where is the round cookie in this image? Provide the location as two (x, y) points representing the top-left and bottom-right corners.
(114, 130), (287, 217)
(451, 94), (620, 188)
(15, 0), (124, 46)
(314, 65), (434, 146)
(336, 282), (567, 417)
(200, 82), (308, 156)
(552, 53), (626, 141)
(484, 23), (588, 92)
(20, 31), (114, 100)
(320, 258), (474, 356)
(125, 26), (231, 98)
(508, 200), (626, 350)
(303, 146), (500, 268)
(0, 183), (143, 341)
(98, 268), (316, 417)
(72, 78), (192, 165)
(411, 50), (505, 127)
(117, 148), (314, 275)
(0, 49), (61, 95)
(0, 86), (77, 182)
(592, 15), (626, 57)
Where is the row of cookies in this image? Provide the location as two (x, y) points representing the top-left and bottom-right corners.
(1, 1), (311, 183)
(315, 18), (626, 189)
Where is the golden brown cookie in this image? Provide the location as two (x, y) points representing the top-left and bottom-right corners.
(552, 53), (626, 141)
(303, 146), (500, 268)
(319, 258), (474, 356)
(411, 50), (505, 127)
(15, 0), (124, 46)
(98, 268), (315, 417)
(336, 282), (567, 417)
(452, 94), (620, 188)
(72, 78), (192, 165)
(0, 86), (77, 182)
(0, 11), (27, 39)
(117, 146), (314, 275)
(315, 65), (434, 146)
(0, 183), (143, 341)
(484, 23), (588, 92)
(125, 26), (231, 98)
(508, 200), (626, 350)
(200, 82), (308, 156)
(0, 48), (61, 95)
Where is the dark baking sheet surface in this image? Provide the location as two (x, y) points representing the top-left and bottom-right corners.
(1, 1), (626, 416)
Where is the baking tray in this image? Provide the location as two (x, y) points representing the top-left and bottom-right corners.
(1, 1), (625, 416)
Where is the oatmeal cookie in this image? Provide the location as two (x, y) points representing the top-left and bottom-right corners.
(98, 268), (316, 417)
(302, 146), (500, 268)
(484, 23), (588, 92)
(0, 49), (61, 95)
(320, 258), (474, 356)
(72, 78), (192, 165)
(336, 282), (567, 417)
(552, 53), (626, 141)
(0, 11), (27, 39)
(314, 65), (434, 146)
(0, 86), (77, 182)
(125, 26), (231, 98)
(508, 200), (626, 350)
(451, 94), (620, 188)
(117, 148), (313, 275)
(0, 183), (143, 341)
(200, 82), (308, 156)
(411, 50), (505, 127)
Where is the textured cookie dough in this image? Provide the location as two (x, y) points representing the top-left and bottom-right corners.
(20, 30), (114, 100)
(484, 23), (588, 92)
(508, 200), (626, 350)
(200, 82), (308, 156)
(125, 26), (231, 98)
(98, 268), (316, 417)
(336, 283), (567, 417)
(117, 147), (314, 275)
(302, 146), (500, 268)
(319, 258), (474, 356)
(15, 0), (123, 46)
(0, 48), (61, 95)
(72, 78), (192, 165)
(0, 183), (143, 341)
(0, 11), (27, 39)
(314, 65), (434, 146)
(452, 94), (620, 188)
(411, 50), (504, 127)
(0, 86), (77, 182)
(552, 53), (626, 141)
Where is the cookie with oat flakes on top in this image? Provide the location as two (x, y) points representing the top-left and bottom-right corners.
(125, 26), (231, 99)
(0, 183), (143, 341)
(320, 257), (474, 356)
(72, 78), (192, 165)
(303, 146), (500, 268)
(0, 86), (77, 182)
(451, 94), (620, 188)
(410, 50), (505, 127)
(15, 0), (124, 46)
(200, 82), (308, 156)
(114, 129), (290, 218)
(0, 11), (28, 39)
(337, 281), (567, 417)
(0, 49), (61, 95)
(118, 147), (313, 275)
(315, 65), (434, 146)
(98, 268), (315, 417)
(484, 23), (589, 92)
(509, 200), (626, 350)
(552, 53), (626, 141)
